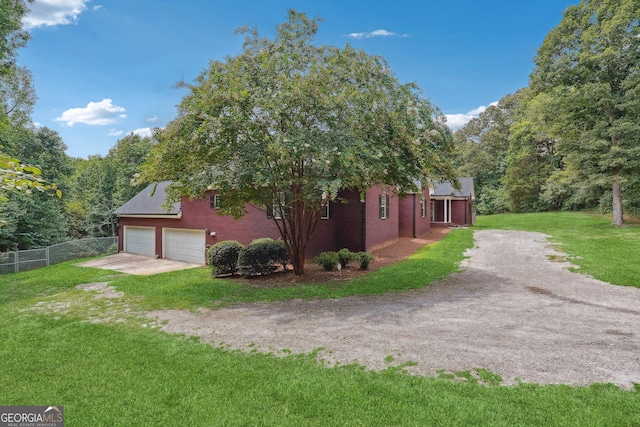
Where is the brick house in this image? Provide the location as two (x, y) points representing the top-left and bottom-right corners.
(430, 177), (476, 227)
(115, 179), (473, 264)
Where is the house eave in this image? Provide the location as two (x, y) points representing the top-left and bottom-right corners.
(117, 212), (182, 219)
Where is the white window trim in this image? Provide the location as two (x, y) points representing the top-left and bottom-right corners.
(320, 202), (330, 219)
(211, 194), (221, 209)
(379, 194), (388, 220)
(273, 192), (286, 219)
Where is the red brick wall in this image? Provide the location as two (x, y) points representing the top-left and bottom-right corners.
(451, 199), (472, 226)
(415, 190), (432, 236)
(398, 190), (432, 238)
(334, 189), (364, 252)
(118, 191), (337, 261)
(364, 186), (399, 251)
(118, 186), (415, 261)
(398, 194), (415, 238)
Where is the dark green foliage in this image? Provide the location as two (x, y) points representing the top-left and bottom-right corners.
(336, 248), (355, 268)
(207, 240), (244, 277)
(238, 238), (286, 276)
(266, 239), (289, 270)
(530, 0), (640, 224)
(0, 127), (71, 249)
(314, 251), (339, 271)
(453, 92), (523, 215)
(66, 134), (153, 238)
(355, 252), (375, 270)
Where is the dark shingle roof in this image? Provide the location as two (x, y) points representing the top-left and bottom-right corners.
(431, 177), (475, 199)
(114, 181), (181, 216)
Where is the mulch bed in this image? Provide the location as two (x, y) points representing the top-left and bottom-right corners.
(234, 227), (452, 287)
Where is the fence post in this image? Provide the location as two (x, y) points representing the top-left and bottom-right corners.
(14, 250), (18, 273)
(46, 246), (50, 267)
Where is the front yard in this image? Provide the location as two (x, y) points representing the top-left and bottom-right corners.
(1, 212), (639, 426)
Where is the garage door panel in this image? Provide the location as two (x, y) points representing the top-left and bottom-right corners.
(124, 226), (155, 257)
(163, 228), (205, 264)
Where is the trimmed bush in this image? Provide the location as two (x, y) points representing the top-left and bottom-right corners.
(267, 239), (289, 270)
(337, 248), (355, 268)
(356, 252), (375, 269)
(314, 251), (339, 271)
(238, 238), (289, 276)
(208, 240), (244, 277)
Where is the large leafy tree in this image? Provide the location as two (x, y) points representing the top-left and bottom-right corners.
(0, 0), (31, 76)
(0, 127), (67, 249)
(531, 0), (640, 225)
(143, 10), (456, 274)
(453, 92), (523, 214)
(503, 90), (562, 212)
(68, 134), (153, 238)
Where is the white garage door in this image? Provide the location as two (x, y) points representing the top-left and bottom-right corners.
(163, 228), (206, 264)
(123, 226), (156, 257)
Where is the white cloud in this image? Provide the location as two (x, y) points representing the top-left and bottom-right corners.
(346, 29), (409, 40)
(445, 102), (499, 131)
(93, 5), (103, 11)
(108, 128), (123, 137)
(147, 115), (158, 123)
(131, 127), (153, 138)
(23, 0), (89, 30)
(33, 121), (42, 127)
(55, 99), (127, 126)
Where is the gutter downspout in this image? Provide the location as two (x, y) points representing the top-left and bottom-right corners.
(412, 194), (417, 238)
(361, 197), (367, 252)
(464, 197), (468, 226)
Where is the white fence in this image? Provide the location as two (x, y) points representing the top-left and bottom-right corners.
(0, 237), (118, 274)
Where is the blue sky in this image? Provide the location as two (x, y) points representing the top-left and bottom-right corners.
(21, 0), (577, 159)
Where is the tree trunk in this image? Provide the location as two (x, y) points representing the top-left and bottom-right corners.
(611, 180), (623, 226)
(290, 244), (305, 275)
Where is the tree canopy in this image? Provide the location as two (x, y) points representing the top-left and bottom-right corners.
(530, 0), (640, 225)
(143, 10), (456, 274)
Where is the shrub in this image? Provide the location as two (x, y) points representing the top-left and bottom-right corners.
(337, 248), (355, 268)
(238, 238), (288, 276)
(267, 239), (289, 269)
(314, 251), (339, 271)
(355, 252), (375, 269)
(208, 240), (244, 277)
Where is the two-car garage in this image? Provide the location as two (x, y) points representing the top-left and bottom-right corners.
(122, 226), (205, 265)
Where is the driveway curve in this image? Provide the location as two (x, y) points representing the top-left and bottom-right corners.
(149, 230), (640, 388)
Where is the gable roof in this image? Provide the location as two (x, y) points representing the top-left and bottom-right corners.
(114, 181), (181, 217)
(431, 177), (475, 199)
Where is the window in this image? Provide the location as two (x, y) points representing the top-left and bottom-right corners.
(420, 198), (427, 218)
(379, 194), (389, 219)
(210, 194), (221, 209)
(270, 192), (286, 219)
(320, 200), (335, 219)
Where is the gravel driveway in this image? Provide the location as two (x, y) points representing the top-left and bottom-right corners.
(149, 230), (640, 388)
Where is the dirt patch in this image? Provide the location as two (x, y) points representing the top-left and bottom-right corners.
(76, 282), (124, 299)
(148, 229), (640, 388)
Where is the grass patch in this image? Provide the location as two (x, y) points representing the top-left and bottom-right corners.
(476, 212), (640, 288)
(49, 228), (472, 311)
(1, 216), (639, 424)
(1, 310), (638, 426)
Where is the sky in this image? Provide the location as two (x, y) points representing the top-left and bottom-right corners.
(20, 0), (578, 159)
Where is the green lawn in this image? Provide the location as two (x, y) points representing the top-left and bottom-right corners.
(1, 212), (639, 426)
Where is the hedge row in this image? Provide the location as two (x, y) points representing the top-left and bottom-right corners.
(207, 238), (289, 277)
(314, 248), (374, 271)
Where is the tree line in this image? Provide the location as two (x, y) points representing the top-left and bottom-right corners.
(0, 0), (152, 251)
(454, 0), (640, 225)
